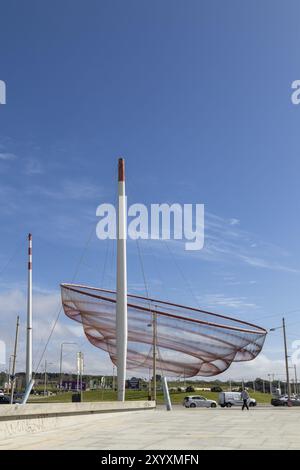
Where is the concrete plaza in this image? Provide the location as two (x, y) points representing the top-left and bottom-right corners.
(0, 406), (300, 450)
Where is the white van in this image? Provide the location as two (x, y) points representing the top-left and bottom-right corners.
(218, 391), (256, 408)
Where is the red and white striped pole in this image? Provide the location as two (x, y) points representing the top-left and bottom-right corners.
(26, 233), (32, 387)
(116, 158), (128, 401)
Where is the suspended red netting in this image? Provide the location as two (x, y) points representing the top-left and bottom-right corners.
(61, 283), (267, 377)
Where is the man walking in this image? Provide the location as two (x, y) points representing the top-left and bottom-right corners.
(241, 388), (250, 410)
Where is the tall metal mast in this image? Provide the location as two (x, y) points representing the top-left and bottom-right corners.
(116, 158), (128, 401)
(26, 233), (33, 387)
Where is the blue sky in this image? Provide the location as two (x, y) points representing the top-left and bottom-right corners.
(1, 0), (300, 380)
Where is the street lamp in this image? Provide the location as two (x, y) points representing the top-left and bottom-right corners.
(59, 342), (77, 390)
(112, 365), (116, 391)
(289, 364), (298, 395)
(44, 360), (53, 396)
(267, 373), (274, 395)
(294, 364), (298, 396)
(147, 309), (157, 402)
(7, 355), (14, 393)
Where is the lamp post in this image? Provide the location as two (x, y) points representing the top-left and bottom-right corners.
(267, 373), (273, 395)
(59, 342), (77, 390)
(7, 355), (13, 393)
(152, 311), (157, 402)
(112, 365), (115, 392)
(289, 365), (298, 395)
(282, 318), (291, 401)
(44, 360), (53, 396)
(147, 310), (157, 402)
(76, 351), (84, 401)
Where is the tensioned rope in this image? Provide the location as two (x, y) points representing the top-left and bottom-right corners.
(163, 238), (202, 310)
(135, 238), (170, 380)
(34, 186), (120, 374)
(33, 223), (97, 375)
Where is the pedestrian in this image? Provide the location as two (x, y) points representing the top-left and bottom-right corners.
(241, 388), (250, 410)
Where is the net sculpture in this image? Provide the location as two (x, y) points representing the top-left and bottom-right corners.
(61, 283), (267, 377)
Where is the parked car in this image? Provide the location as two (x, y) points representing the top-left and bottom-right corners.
(183, 395), (217, 408)
(218, 391), (256, 408)
(0, 394), (21, 405)
(0, 395), (10, 404)
(0, 389), (4, 396)
(271, 395), (300, 406)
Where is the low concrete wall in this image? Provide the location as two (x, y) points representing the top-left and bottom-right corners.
(0, 400), (155, 440)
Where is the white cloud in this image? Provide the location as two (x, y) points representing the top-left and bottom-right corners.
(239, 254), (300, 273)
(150, 211), (300, 275)
(0, 286), (113, 376)
(24, 157), (43, 175)
(197, 293), (258, 310)
(216, 353), (286, 381)
(0, 152), (16, 161)
(229, 218), (240, 226)
(27, 179), (101, 201)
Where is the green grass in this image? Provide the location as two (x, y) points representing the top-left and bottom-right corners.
(28, 389), (272, 405)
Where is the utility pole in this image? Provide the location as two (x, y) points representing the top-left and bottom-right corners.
(282, 317), (291, 401)
(10, 315), (20, 404)
(262, 379), (265, 394)
(148, 367), (151, 400)
(152, 311), (157, 402)
(43, 360), (52, 396)
(294, 364), (298, 396)
(44, 360), (47, 395)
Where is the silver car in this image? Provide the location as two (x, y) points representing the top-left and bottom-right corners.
(183, 395), (217, 408)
